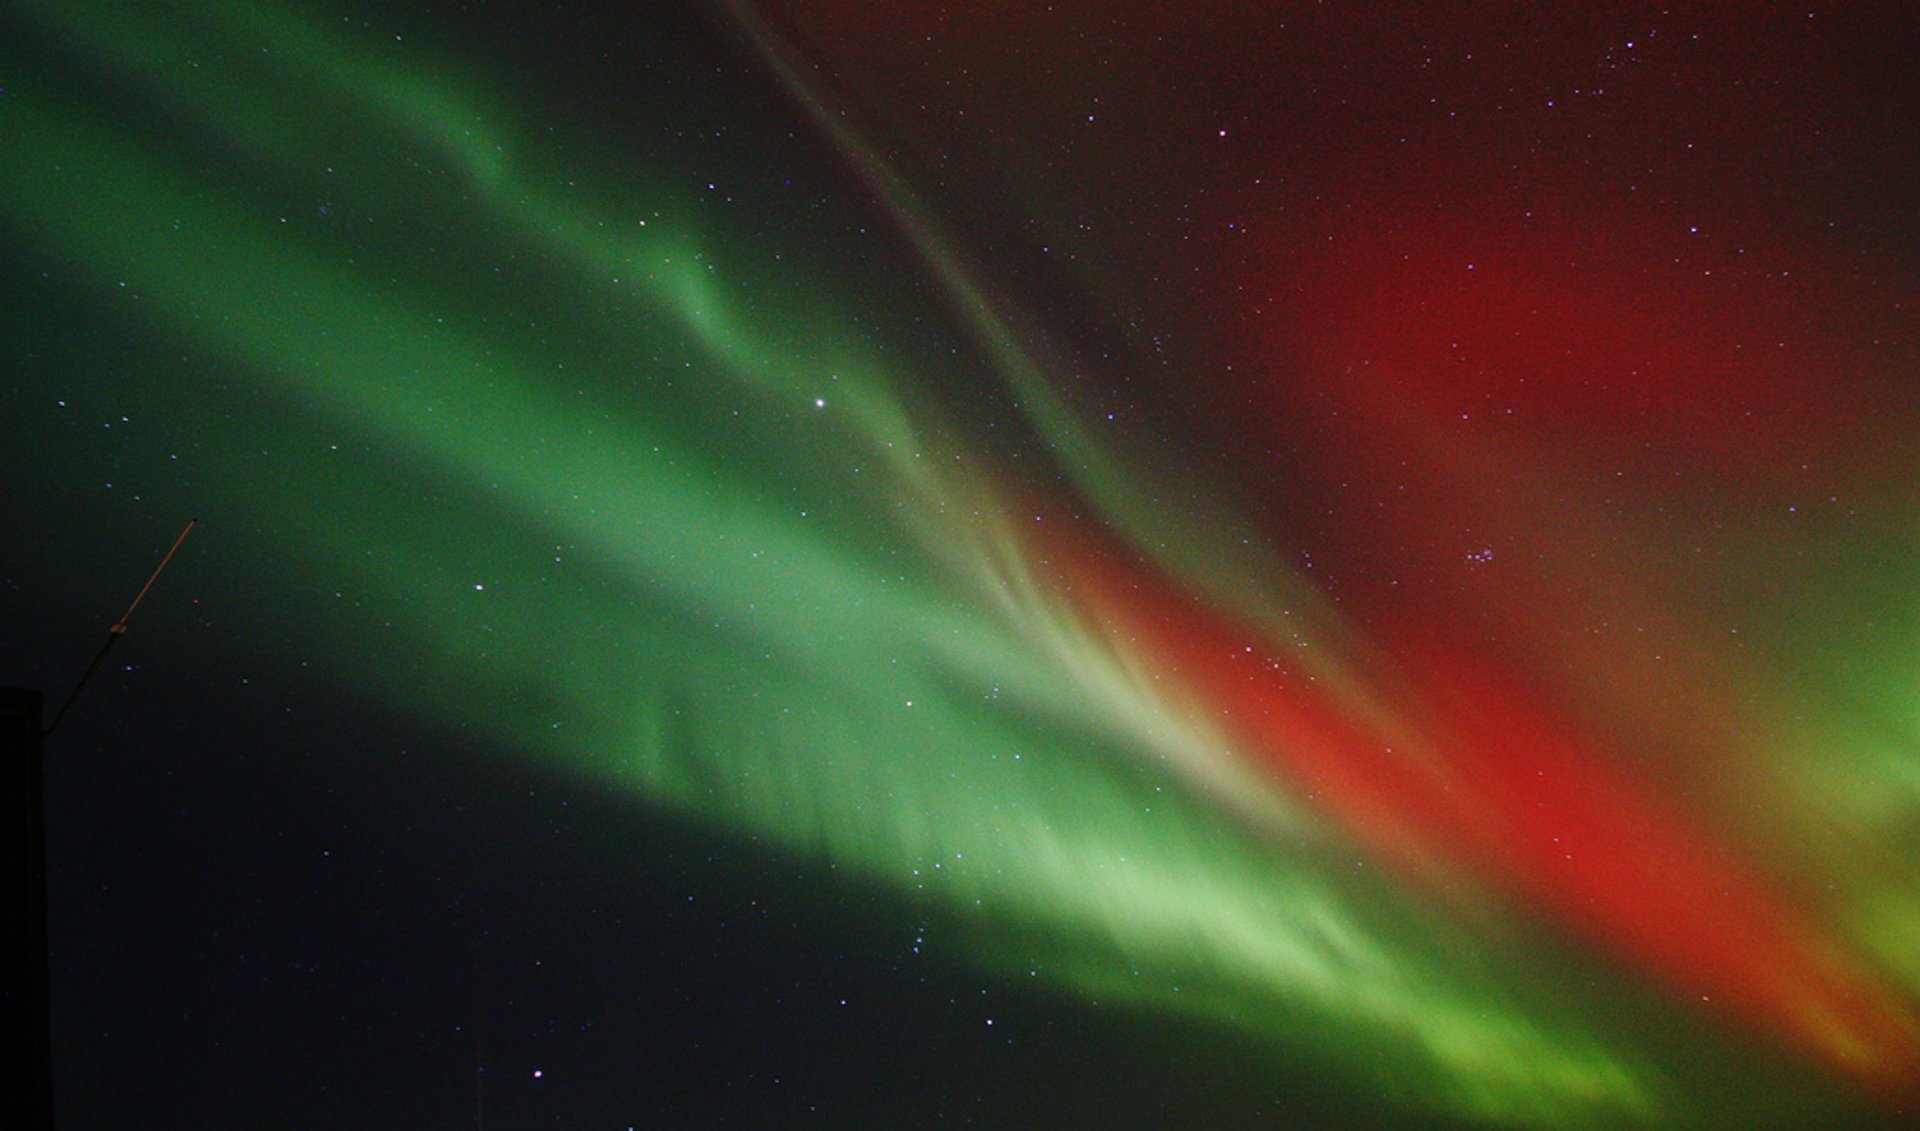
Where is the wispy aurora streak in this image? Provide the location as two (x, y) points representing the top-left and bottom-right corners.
(5, 1), (1918, 1125)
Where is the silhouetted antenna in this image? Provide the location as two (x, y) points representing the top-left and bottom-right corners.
(44, 518), (198, 739)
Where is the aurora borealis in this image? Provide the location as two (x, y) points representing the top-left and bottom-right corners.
(4, 1), (1919, 1126)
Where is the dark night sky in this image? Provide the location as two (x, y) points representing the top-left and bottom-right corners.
(5, 2), (1920, 1127)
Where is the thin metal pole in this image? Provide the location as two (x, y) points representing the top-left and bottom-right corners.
(43, 519), (198, 740)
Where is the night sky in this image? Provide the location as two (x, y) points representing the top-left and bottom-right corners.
(4, 2), (1920, 1127)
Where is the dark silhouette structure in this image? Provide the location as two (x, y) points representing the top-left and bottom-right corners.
(3, 687), (52, 1130)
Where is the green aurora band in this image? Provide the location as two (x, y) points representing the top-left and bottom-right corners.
(5, 3), (1918, 1126)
